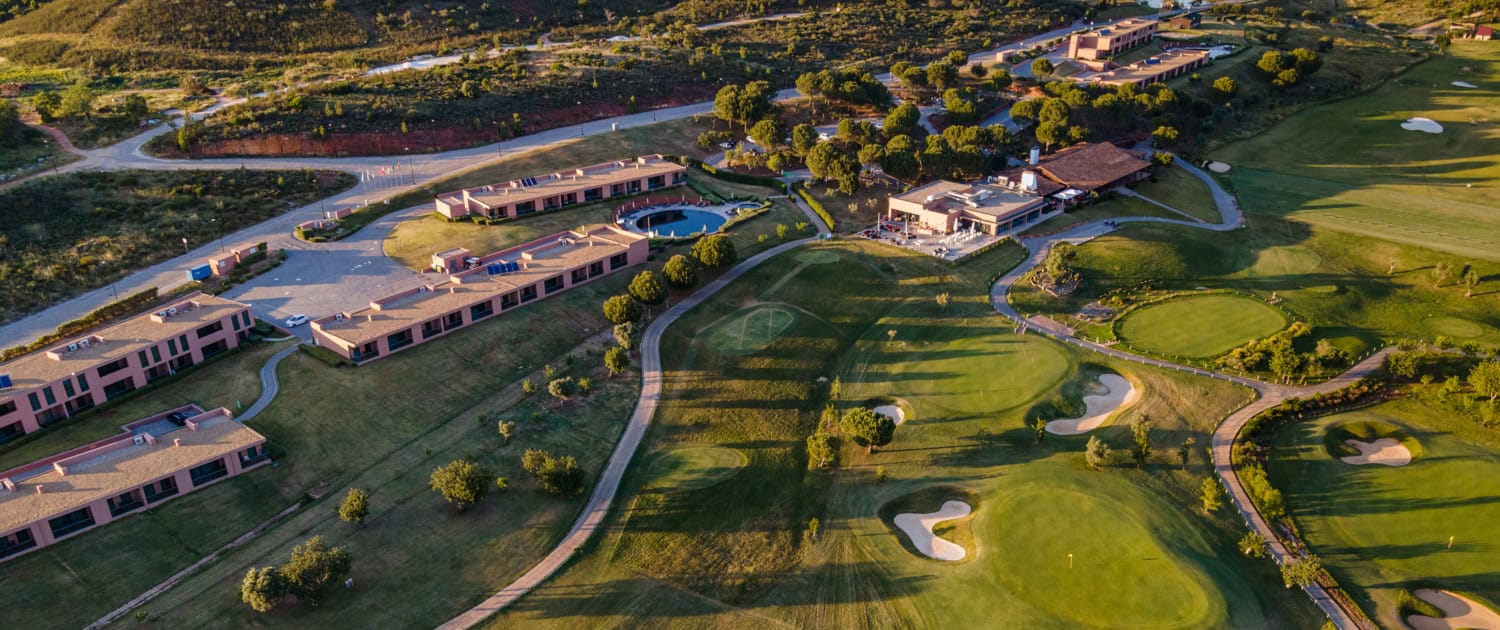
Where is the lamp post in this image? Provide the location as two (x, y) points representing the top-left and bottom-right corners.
(211, 218), (226, 253)
(181, 237), (189, 254)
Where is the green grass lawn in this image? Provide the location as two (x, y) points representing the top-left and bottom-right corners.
(1117, 294), (1288, 358)
(484, 238), (1322, 628)
(1008, 218), (1500, 356)
(1269, 397), (1500, 628)
(1211, 42), (1500, 260)
(1023, 194), (1183, 235)
(1131, 166), (1222, 222)
(385, 174), (795, 270)
(0, 340), (285, 472)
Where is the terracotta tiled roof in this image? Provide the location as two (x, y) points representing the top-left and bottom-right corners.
(1035, 143), (1151, 191)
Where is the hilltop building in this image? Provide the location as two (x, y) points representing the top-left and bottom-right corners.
(1067, 18), (1159, 60)
(433, 155), (687, 220)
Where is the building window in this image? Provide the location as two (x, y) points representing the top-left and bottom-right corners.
(585, 187), (603, 201)
(421, 319), (442, 339)
(609, 253), (629, 270)
(647, 175), (665, 190)
(189, 459), (230, 487)
(107, 491), (145, 517)
(28, 392), (40, 412)
(442, 312), (463, 330)
(103, 377), (137, 401)
(516, 201), (536, 215)
(0, 528), (36, 559)
(387, 330), (415, 352)
(76, 373), (88, 392)
(201, 340), (229, 359)
(562, 192), (577, 206)
(151, 347), (161, 364)
(48, 507), (96, 539)
(178, 335), (190, 352)
(543, 276), (565, 294)
(501, 292), (519, 309)
(0, 422), (24, 445)
(353, 342), (380, 362)
(137, 350), (149, 367)
(241, 445), (270, 467)
(589, 261), (604, 278)
(520, 285), (538, 303)
(41, 386), (56, 406)
(62, 379), (75, 399)
(97, 357), (130, 377)
(571, 268), (588, 284)
(629, 180), (642, 193)
(470, 301), (493, 320)
(144, 477), (180, 503)
(0, 399), (15, 416)
(610, 183), (626, 196)
(240, 311), (252, 329)
(168, 339), (178, 355)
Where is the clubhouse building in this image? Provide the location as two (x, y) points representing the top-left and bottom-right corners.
(994, 142), (1152, 196)
(0, 294), (255, 443)
(312, 225), (648, 363)
(433, 155), (688, 220)
(1091, 49), (1210, 87)
(887, 181), (1049, 235)
(0, 405), (269, 563)
(1066, 18), (1159, 60)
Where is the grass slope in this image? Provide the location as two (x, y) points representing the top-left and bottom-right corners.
(1270, 398), (1500, 628)
(484, 238), (1322, 628)
(1213, 42), (1500, 260)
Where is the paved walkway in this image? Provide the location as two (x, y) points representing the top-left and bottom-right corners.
(239, 343), (300, 421)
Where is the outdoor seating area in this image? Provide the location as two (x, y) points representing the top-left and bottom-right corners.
(858, 220), (1015, 261)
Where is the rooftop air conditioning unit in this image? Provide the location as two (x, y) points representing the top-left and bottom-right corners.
(167, 307), (179, 316)
(79, 339), (90, 348)
(68, 343), (78, 352)
(335, 314), (345, 321)
(133, 435), (146, 445)
(156, 311), (168, 318)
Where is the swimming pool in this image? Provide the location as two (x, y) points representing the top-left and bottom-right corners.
(634, 207), (728, 237)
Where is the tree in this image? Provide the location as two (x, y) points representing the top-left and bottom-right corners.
(523, 449), (586, 495)
(548, 377), (576, 401)
(777, 224), (789, 239)
(1256, 50), (1288, 77)
(628, 270), (667, 304)
(1280, 554), (1323, 589)
(969, 61), (987, 78)
(57, 79), (95, 119)
(121, 94), (151, 123)
(1178, 437), (1196, 469)
(766, 152), (787, 174)
(883, 103), (920, 138)
(522, 378), (537, 395)
(807, 517), (821, 540)
(1130, 417), (1152, 467)
(338, 488), (369, 527)
(926, 60), (959, 91)
(429, 459), (492, 511)
(1433, 261), (1454, 287)
(1200, 477), (1224, 512)
(278, 536), (352, 606)
(495, 476), (509, 492)
(749, 118), (784, 149)
(31, 90), (61, 122)
(805, 142), (842, 180)
(1269, 347), (1302, 383)
(1385, 351), (1419, 380)
(1151, 125), (1179, 148)
(857, 143), (885, 167)
(613, 321), (640, 351)
(0, 100), (19, 142)
(942, 88), (978, 125)
(1288, 48), (1322, 75)
(497, 420), (516, 444)
(1085, 435), (1111, 470)
(1031, 58), (1054, 77)
(691, 234), (737, 268)
(1462, 268), (1481, 297)
(1239, 531), (1267, 558)
(241, 566), (287, 612)
(839, 407), (896, 453)
(602, 294), (643, 324)
(605, 345), (630, 377)
(576, 377), (592, 394)
(935, 292), (951, 310)
(1469, 361), (1500, 404)
(1035, 120), (1066, 151)
(1032, 417), (1047, 444)
(807, 432), (837, 469)
(712, 81), (774, 125)
(785, 123), (818, 157)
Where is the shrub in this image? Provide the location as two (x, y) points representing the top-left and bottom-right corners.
(602, 294), (643, 324)
(300, 344), (352, 367)
(628, 270), (667, 305)
(691, 234), (737, 268)
(428, 459), (494, 511)
(662, 254), (697, 289)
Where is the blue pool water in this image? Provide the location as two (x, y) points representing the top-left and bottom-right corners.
(634, 208), (728, 237)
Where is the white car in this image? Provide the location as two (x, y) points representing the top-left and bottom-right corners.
(284, 314), (310, 328)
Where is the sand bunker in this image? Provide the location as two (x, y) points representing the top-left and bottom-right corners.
(872, 404), (906, 425)
(1046, 374), (1140, 435)
(1340, 438), (1412, 467)
(1402, 117), (1444, 134)
(1207, 161), (1232, 173)
(893, 501), (972, 561)
(1452, 81), (1479, 88)
(1407, 589), (1500, 630)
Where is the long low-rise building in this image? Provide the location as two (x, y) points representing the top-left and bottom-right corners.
(312, 225), (649, 363)
(0, 294), (255, 443)
(1092, 49), (1210, 87)
(0, 406), (269, 562)
(434, 155), (688, 220)
(888, 180), (1050, 235)
(1067, 18), (1159, 60)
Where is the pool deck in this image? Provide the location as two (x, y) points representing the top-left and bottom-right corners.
(618, 201), (759, 238)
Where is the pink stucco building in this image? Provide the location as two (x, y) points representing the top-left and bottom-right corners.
(433, 155), (687, 220)
(0, 405), (269, 562)
(0, 294), (255, 443)
(312, 224), (649, 363)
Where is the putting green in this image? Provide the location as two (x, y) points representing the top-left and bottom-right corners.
(1118, 295), (1287, 358)
(645, 447), (748, 493)
(988, 478), (1226, 628)
(1271, 401), (1500, 625)
(701, 304), (799, 356)
(1420, 315), (1488, 339)
(1247, 246), (1322, 277)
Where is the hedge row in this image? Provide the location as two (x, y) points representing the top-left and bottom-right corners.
(672, 156), (786, 190)
(792, 183), (836, 232)
(2, 287), (160, 361)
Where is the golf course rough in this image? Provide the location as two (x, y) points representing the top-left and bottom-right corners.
(1117, 294), (1287, 358)
(701, 304), (800, 356)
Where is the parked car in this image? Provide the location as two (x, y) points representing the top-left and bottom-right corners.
(284, 314), (310, 327)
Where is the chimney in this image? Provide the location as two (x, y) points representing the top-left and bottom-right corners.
(1029, 146), (1041, 166)
(1022, 171), (1039, 192)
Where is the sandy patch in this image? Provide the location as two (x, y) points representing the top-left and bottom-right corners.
(873, 404), (906, 425)
(1402, 117), (1444, 134)
(1046, 374), (1140, 435)
(1407, 589), (1500, 630)
(1340, 438), (1412, 467)
(893, 500), (972, 561)
(1452, 81), (1478, 89)
(1207, 161), (1232, 173)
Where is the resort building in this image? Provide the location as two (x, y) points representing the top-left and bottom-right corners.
(1066, 18), (1159, 60)
(1091, 49), (1210, 87)
(1165, 13), (1203, 30)
(312, 225), (648, 363)
(433, 155), (688, 220)
(0, 406), (269, 562)
(995, 142), (1152, 196)
(887, 181), (1050, 235)
(0, 294), (255, 443)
